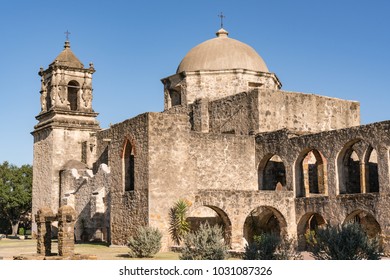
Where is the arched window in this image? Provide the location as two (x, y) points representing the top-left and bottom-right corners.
(343, 149), (361, 194)
(337, 140), (379, 194)
(123, 139), (135, 191)
(297, 149), (327, 197)
(67, 81), (79, 111)
(259, 155), (286, 190)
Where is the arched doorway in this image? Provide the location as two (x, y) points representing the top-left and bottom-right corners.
(187, 205), (232, 247)
(344, 210), (381, 239)
(296, 213), (326, 250)
(243, 206), (287, 244)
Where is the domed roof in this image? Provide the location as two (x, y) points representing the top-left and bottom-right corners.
(177, 29), (269, 73)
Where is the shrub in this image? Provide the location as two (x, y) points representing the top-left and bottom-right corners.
(180, 223), (229, 260)
(18, 227), (25, 236)
(275, 236), (303, 260)
(243, 233), (280, 260)
(306, 223), (382, 260)
(169, 199), (191, 245)
(128, 226), (162, 258)
(243, 232), (302, 260)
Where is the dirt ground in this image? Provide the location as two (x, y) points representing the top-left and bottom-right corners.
(0, 238), (179, 260)
(0, 238), (315, 260)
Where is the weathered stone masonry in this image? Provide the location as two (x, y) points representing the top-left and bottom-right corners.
(32, 28), (390, 254)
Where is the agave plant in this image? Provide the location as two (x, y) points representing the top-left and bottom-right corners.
(169, 199), (191, 245)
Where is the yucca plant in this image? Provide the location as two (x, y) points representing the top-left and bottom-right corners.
(169, 199), (191, 245)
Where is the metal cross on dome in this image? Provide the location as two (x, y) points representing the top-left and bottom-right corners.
(218, 12), (225, 28)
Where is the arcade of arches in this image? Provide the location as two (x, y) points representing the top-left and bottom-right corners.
(187, 203), (382, 251)
(186, 132), (387, 252)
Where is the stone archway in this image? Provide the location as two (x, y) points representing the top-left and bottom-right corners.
(344, 210), (381, 238)
(187, 205), (232, 247)
(337, 140), (363, 194)
(36, 206), (77, 257)
(364, 147), (379, 193)
(243, 206), (287, 244)
(295, 149), (328, 197)
(296, 212), (326, 250)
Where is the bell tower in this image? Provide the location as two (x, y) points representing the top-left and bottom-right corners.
(32, 39), (100, 234)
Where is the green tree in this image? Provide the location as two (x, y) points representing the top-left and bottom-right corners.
(306, 223), (382, 260)
(0, 161), (32, 236)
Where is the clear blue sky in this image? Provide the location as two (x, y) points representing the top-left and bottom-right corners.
(1, 0), (389, 166)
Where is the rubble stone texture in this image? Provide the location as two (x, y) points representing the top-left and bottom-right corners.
(32, 29), (390, 253)
(35, 206), (76, 257)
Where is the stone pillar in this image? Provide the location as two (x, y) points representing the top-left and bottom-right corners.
(35, 208), (55, 256)
(302, 159), (309, 197)
(360, 162), (367, 193)
(58, 205), (77, 257)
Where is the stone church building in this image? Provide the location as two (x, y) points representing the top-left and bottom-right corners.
(32, 28), (390, 252)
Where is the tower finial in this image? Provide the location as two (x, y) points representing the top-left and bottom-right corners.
(64, 30), (71, 48)
(218, 12), (225, 29)
(64, 30), (71, 41)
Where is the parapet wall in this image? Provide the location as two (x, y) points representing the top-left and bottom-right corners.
(257, 89), (360, 133)
(194, 89), (360, 136)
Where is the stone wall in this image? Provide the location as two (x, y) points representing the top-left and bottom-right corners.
(200, 89), (360, 136)
(206, 91), (259, 135)
(257, 89), (360, 133)
(94, 128), (111, 172)
(147, 111), (258, 249)
(32, 125), (99, 235)
(32, 129), (54, 236)
(97, 113), (150, 245)
(147, 112), (193, 249)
